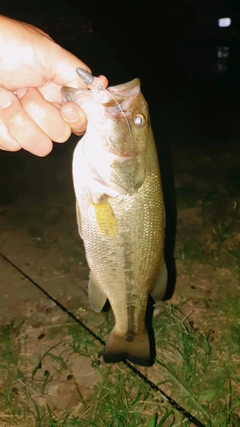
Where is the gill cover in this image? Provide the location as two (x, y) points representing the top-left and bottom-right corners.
(63, 78), (149, 195)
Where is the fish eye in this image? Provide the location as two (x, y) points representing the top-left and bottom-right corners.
(134, 114), (146, 127)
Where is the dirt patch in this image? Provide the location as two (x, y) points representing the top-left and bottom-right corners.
(0, 133), (240, 425)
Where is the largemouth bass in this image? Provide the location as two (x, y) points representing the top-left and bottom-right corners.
(63, 72), (167, 366)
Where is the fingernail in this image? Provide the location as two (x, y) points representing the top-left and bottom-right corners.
(16, 88), (28, 99)
(63, 110), (82, 123)
(0, 91), (14, 109)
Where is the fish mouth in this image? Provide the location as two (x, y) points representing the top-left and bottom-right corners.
(99, 78), (141, 116)
(64, 78), (147, 191)
(62, 78), (141, 113)
(107, 78), (141, 95)
(62, 86), (93, 104)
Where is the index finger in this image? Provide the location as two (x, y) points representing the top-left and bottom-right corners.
(60, 102), (87, 136)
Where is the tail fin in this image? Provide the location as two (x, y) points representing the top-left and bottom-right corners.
(103, 327), (152, 366)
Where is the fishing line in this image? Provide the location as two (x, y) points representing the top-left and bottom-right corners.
(0, 252), (104, 346)
(0, 252), (206, 427)
(76, 68), (149, 173)
(77, 67), (134, 140)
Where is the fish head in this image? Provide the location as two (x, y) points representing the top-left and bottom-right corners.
(62, 78), (152, 195)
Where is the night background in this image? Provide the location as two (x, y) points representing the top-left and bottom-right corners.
(2, 0), (240, 141)
(0, 0), (240, 425)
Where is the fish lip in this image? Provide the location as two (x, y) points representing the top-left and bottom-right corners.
(62, 79), (141, 118)
(107, 78), (141, 94)
(61, 86), (93, 104)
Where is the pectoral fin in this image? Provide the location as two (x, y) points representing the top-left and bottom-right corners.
(92, 197), (118, 238)
(150, 261), (168, 301)
(88, 272), (107, 312)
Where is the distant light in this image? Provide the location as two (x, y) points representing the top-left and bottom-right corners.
(217, 46), (229, 59)
(218, 17), (231, 28)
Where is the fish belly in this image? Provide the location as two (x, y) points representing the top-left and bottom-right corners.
(73, 136), (166, 366)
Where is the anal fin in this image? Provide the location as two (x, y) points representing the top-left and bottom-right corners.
(88, 271), (107, 312)
(76, 200), (83, 238)
(150, 261), (168, 301)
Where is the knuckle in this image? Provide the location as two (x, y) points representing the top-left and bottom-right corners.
(24, 100), (39, 116)
(8, 112), (26, 131)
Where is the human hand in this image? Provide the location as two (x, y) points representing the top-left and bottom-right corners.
(0, 15), (91, 156)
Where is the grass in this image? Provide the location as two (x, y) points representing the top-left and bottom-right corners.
(0, 294), (239, 426)
(154, 303), (240, 425)
(171, 178), (240, 425)
(201, 192), (221, 210)
(175, 181), (240, 279)
(176, 186), (199, 208)
(178, 241), (206, 262)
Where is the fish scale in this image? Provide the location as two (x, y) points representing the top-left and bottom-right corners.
(62, 75), (167, 366)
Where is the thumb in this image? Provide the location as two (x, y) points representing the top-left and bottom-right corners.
(50, 44), (92, 88)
